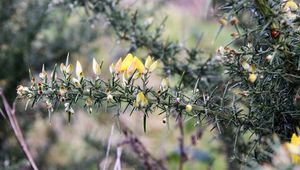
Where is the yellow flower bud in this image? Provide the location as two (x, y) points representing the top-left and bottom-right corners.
(186, 104), (192, 113)
(160, 78), (169, 91)
(92, 58), (101, 76)
(76, 60), (83, 78)
(248, 73), (257, 83)
(149, 60), (158, 72)
(218, 18), (227, 26)
(66, 64), (73, 74)
(135, 92), (148, 107)
(145, 56), (153, 69)
(109, 63), (115, 74)
(241, 60), (250, 71)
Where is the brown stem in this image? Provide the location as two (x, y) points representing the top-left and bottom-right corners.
(0, 89), (39, 170)
(117, 122), (167, 170)
(178, 115), (187, 170)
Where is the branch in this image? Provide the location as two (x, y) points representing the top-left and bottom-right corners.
(0, 88), (39, 170)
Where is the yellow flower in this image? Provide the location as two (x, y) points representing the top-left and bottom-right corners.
(186, 104), (193, 113)
(135, 92), (148, 107)
(149, 60), (158, 72)
(127, 57), (145, 75)
(119, 53), (133, 73)
(283, 0), (298, 11)
(76, 60), (84, 78)
(145, 56), (153, 69)
(286, 133), (300, 164)
(248, 73), (257, 83)
(92, 58), (101, 76)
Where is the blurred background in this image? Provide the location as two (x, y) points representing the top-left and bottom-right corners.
(0, 0), (235, 169)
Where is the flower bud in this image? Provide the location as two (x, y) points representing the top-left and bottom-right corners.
(92, 58), (101, 76)
(145, 56), (153, 69)
(248, 73), (257, 83)
(76, 60), (83, 79)
(66, 64), (73, 74)
(109, 63), (115, 74)
(149, 60), (158, 72)
(218, 18), (227, 26)
(160, 78), (169, 91)
(186, 104), (193, 113)
(39, 64), (48, 79)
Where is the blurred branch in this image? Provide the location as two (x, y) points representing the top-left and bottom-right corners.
(177, 115), (187, 170)
(0, 89), (39, 170)
(118, 124), (167, 170)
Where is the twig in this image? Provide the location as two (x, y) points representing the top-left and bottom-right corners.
(113, 147), (122, 170)
(0, 89), (39, 170)
(103, 124), (115, 170)
(117, 124), (167, 170)
(178, 115), (187, 170)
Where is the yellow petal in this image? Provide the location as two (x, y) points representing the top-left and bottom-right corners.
(66, 64), (73, 74)
(149, 60), (158, 72)
(292, 154), (300, 164)
(286, 143), (300, 155)
(291, 133), (300, 146)
(248, 73), (257, 83)
(76, 61), (83, 78)
(119, 53), (133, 72)
(126, 61), (136, 75)
(145, 56), (153, 69)
(114, 58), (123, 73)
(92, 58), (101, 76)
(134, 57), (145, 74)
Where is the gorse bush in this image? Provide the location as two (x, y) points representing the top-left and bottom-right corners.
(11, 0), (300, 169)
